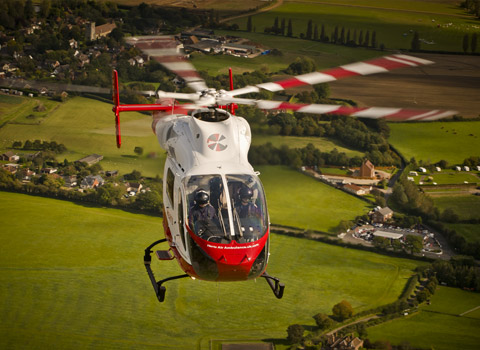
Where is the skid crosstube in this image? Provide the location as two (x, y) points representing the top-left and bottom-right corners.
(144, 239), (188, 302)
(144, 239), (285, 302)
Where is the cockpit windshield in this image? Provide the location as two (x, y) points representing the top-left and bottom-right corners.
(185, 174), (268, 243)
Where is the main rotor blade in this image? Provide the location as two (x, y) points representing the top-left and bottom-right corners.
(228, 54), (434, 96)
(221, 96), (457, 121)
(125, 35), (208, 92)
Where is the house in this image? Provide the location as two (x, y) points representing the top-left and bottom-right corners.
(325, 334), (364, 350)
(1, 151), (19, 162)
(41, 167), (58, 174)
(371, 207), (394, 223)
(62, 175), (77, 187)
(80, 175), (104, 189)
(126, 182), (142, 196)
(343, 184), (369, 196)
(76, 154), (103, 165)
(359, 159), (375, 178)
(419, 167), (427, 173)
(17, 168), (36, 181)
(2, 163), (20, 174)
(106, 170), (118, 177)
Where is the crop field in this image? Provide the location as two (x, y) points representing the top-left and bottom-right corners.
(257, 165), (371, 232)
(368, 286), (480, 350)
(251, 134), (364, 158)
(388, 121), (480, 165)
(432, 195), (480, 220)
(229, 0), (476, 52)
(0, 192), (424, 349)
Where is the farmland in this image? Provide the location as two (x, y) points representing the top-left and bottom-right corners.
(257, 166), (371, 232)
(229, 0), (477, 52)
(367, 286), (480, 350)
(0, 191), (424, 349)
(432, 195), (480, 221)
(388, 121), (480, 165)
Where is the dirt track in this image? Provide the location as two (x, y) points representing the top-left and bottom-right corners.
(329, 53), (480, 118)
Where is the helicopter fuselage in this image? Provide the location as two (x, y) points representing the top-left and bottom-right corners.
(154, 108), (270, 282)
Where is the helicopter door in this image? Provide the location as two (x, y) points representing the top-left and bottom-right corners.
(175, 187), (188, 256)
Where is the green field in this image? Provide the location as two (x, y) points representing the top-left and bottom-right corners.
(368, 286), (480, 350)
(0, 192), (424, 349)
(414, 171), (480, 185)
(257, 166), (371, 232)
(251, 134), (364, 158)
(228, 0), (476, 52)
(432, 195), (480, 220)
(194, 30), (381, 75)
(389, 121), (480, 165)
(445, 223), (480, 244)
(0, 95), (166, 177)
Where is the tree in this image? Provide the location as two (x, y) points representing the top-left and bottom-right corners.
(471, 32), (477, 53)
(134, 146), (144, 156)
(372, 31), (377, 48)
(313, 24), (318, 40)
(463, 34), (469, 53)
(332, 300), (354, 321)
(247, 16), (252, 32)
(405, 235), (423, 254)
(281, 18), (286, 36)
(287, 19), (293, 37)
(306, 19), (313, 39)
(287, 324), (304, 344)
(411, 31), (420, 51)
(313, 313), (334, 329)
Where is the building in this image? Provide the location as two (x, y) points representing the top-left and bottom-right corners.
(85, 22), (117, 41)
(359, 159), (375, 178)
(62, 175), (77, 187)
(80, 175), (104, 189)
(371, 207), (394, 223)
(1, 151), (19, 162)
(76, 154), (103, 165)
(343, 184), (370, 196)
(326, 334), (364, 350)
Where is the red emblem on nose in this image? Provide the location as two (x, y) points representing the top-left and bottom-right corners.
(207, 134), (228, 151)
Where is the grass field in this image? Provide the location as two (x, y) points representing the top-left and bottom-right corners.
(432, 195), (480, 220)
(445, 223), (480, 244)
(388, 121), (480, 165)
(368, 286), (480, 350)
(228, 0), (476, 52)
(413, 171), (480, 185)
(0, 192), (424, 349)
(0, 95), (166, 177)
(193, 30), (381, 75)
(257, 166), (371, 232)
(251, 134), (364, 158)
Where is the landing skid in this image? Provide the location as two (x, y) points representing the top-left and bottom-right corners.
(144, 239), (285, 302)
(261, 271), (285, 299)
(144, 239), (189, 302)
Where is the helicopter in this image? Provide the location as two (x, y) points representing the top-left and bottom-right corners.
(112, 35), (456, 302)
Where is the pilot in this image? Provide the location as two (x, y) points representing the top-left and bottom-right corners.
(188, 190), (216, 229)
(236, 187), (261, 219)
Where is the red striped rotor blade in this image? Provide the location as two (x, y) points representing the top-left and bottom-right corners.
(125, 36), (207, 92)
(254, 101), (457, 121)
(230, 54), (434, 96)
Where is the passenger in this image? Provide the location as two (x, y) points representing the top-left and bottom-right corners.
(236, 187), (261, 219)
(188, 190), (216, 229)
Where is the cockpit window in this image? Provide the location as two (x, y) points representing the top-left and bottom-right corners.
(227, 174), (268, 242)
(184, 174), (268, 244)
(185, 175), (229, 243)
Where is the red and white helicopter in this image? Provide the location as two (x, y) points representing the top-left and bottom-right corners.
(112, 36), (456, 302)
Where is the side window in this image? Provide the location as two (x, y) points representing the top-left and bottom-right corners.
(177, 190), (186, 249)
(166, 168), (175, 205)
